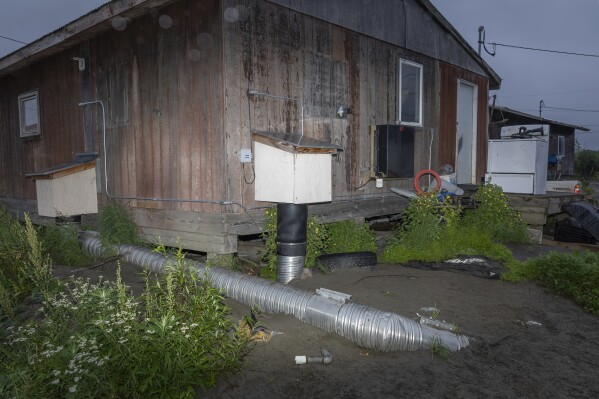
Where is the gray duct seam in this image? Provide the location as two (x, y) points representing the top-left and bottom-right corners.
(79, 232), (469, 352)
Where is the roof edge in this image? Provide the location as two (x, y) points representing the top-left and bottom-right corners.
(417, 0), (501, 89)
(0, 0), (175, 77)
(491, 105), (590, 131)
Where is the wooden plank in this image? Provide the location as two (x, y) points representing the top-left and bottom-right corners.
(515, 206), (547, 226)
(140, 229), (237, 255)
(29, 162), (96, 180)
(131, 208), (227, 235)
(227, 195), (409, 235)
(251, 133), (337, 154)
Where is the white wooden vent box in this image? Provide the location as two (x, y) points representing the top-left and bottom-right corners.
(253, 132), (341, 204)
(26, 152), (99, 217)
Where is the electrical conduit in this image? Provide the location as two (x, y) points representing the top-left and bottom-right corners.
(79, 232), (469, 352)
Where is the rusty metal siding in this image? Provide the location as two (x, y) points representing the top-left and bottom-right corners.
(439, 62), (488, 182)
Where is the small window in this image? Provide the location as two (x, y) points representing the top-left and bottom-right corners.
(557, 135), (565, 158)
(398, 59), (423, 126)
(18, 90), (41, 138)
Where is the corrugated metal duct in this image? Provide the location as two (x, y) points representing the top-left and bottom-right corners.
(276, 203), (308, 284)
(79, 232), (469, 352)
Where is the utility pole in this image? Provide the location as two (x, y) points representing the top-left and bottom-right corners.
(539, 100), (545, 117)
(478, 26), (484, 56)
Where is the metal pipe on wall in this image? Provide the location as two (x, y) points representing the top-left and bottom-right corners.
(77, 100), (265, 229)
(79, 232), (470, 353)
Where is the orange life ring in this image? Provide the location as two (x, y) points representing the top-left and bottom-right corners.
(414, 169), (441, 195)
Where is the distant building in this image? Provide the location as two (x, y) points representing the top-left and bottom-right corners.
(489, 105), (589, 177)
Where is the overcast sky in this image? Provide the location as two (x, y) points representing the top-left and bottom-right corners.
(1, 0), (598, 148)
(430, 0), (599, 149)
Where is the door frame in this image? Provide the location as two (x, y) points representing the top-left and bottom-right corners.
(455, 79), (478, 184)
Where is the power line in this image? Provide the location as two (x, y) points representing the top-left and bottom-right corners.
(543, 105), (599, 113)
(489, 41), (599, 58)
(478, 26), (599, 58)
(0, 34), (27, 45)
(499, 87), (599, 98)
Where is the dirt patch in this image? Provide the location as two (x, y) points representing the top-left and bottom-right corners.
(202, 244), (599, 399)
(53, 243), (599, 398)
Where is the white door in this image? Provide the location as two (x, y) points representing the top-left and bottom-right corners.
(456, 80), (478, 184)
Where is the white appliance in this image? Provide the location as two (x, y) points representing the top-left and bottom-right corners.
(485, 127), (549, 195)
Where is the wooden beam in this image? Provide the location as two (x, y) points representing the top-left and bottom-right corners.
(139, 227), (237, 255)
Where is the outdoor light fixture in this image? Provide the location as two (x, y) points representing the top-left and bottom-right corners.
(72, 57), (85, 71)
(336, 105), (351, 118)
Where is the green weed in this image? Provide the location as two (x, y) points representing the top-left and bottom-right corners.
(1, 246), (248, 397)
(206, 254), (241, 271)
(323, 220), (377, 254)
(259, 207), (327, 279)
(503, 251), (599, 314)
(38, 223), (94, 267)
(98, 201), (141, 255)
(462, 183), (529, 243)
(0, 210), (55, 318)
(430, 336), (451, 361)
(381, 184), (524, 266)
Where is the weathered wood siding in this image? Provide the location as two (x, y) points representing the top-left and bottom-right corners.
(88, 0), (225, 213)
(266, 0), (494, 81)
(0, 56), (85, 199)
(438, 62), (489, 182)
(223, 0), (441, 208)
(1, 0), (495, 252)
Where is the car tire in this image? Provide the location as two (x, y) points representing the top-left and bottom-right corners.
(316, 251), (378, 272)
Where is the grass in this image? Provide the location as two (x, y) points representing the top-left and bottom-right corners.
(503, 251), (599, 315)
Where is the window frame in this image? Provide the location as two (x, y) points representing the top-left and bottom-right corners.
(18, 90), (41, 139)
(398, 59), (423, 127)
(557, 135), (566, 158)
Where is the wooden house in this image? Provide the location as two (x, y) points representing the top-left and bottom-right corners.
(0, 0), (500, 254)
(489, 105), (589, 177)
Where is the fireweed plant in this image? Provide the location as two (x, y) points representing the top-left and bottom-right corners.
(0, 244), (249, 398)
